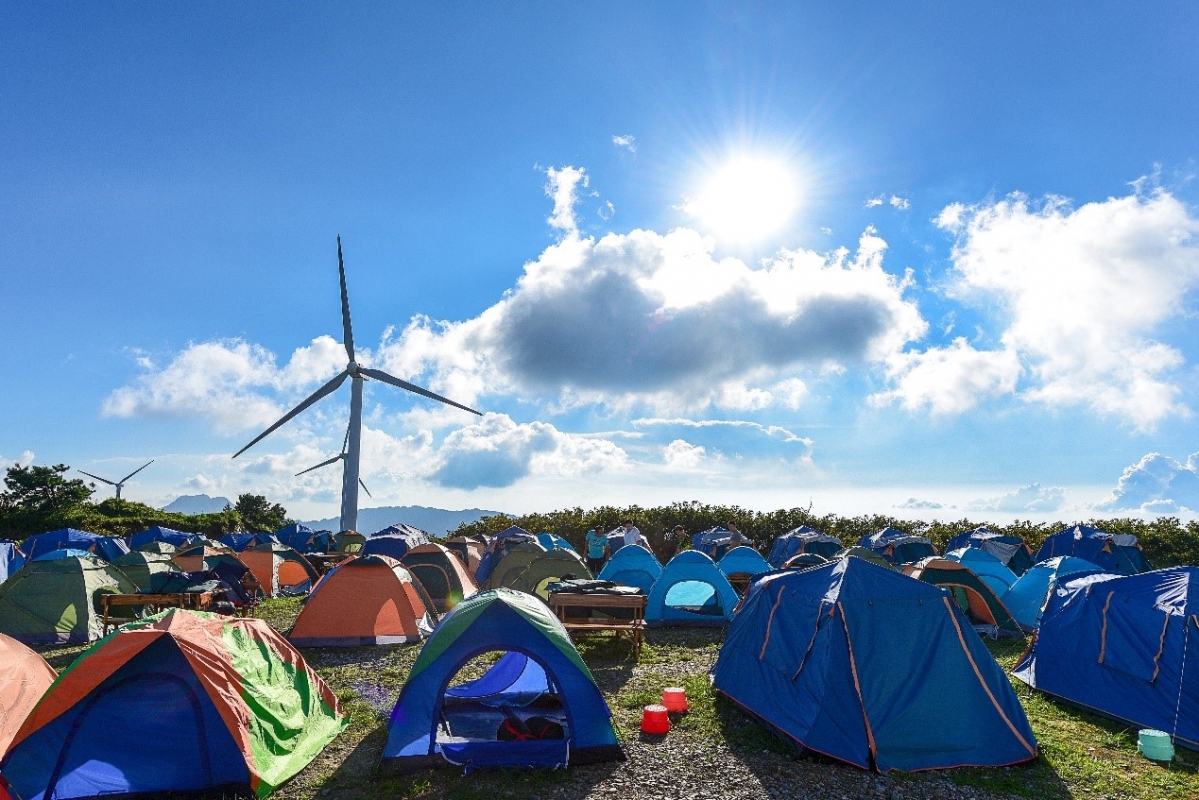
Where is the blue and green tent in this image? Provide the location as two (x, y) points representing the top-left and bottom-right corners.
(382, 589), (622, 773)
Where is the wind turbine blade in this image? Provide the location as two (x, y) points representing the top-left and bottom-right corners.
(119, 459), (155, 484)
(358, 367), (482, 416)
(232, 370), (348, 458)
(78, 470), (116, 486)
(359, 478), (372, 498)
(337, 236), (355, 363)
(294, 453), (345, 476)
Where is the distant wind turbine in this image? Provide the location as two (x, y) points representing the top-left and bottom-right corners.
(78, 459), (154, 500)
(295, 425), (373, 498)
(233, 237), (480, 532)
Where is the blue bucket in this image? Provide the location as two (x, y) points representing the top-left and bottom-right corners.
(1138, 729), (1174, 762)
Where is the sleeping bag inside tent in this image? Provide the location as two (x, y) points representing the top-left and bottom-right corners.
(711, 558), (1038, 772)
(289, 554), (438, 646)
(401, 543), (479, 611)
(646, 550), (740, 626)
(382, 589), (622, 773)
(0, 633), (56, 754)
(597, 544), (662, 593)
(1013, 567), (1199, 747)
(0, 552), (137, 644)
(1, 609), (346, 800)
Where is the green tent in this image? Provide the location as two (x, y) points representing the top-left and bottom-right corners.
(0, 552), (138, 643)
(333, 531), (367, 552)
(482, 545), (592, 599)
(135, 540), (179, 556)
(112, 551), (176, 592)
(839, 546), (895, 570)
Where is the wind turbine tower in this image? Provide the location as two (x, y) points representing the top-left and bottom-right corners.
(78, 460), (154, 500)
(233, 237), (480, 532)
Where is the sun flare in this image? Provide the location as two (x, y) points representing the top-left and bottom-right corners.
(686, 156), (799, 242)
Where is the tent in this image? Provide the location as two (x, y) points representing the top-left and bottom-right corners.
(240, 543), (319, 597)
(711, 558), (1038, 771)
(0, 541), (25, 584)
(1001, 556), (1106, 631)
(20, 529), (129, 563)
(332, 530), (368, 552)
(273, 524), (333, 554)
(859, 529), (937, 565)
(605, 530), (627, 557)
(646, 550), (740, 627)
(946, 527), (1034, 575)
(217, 532), (280, 552)
(1033, 525), (1151, 575)
(172, 543), (245, 573)
(839, 547), (895, 570)
(2, 609), (346, 799)
(1013, 567), (1199, 748)
(0, 552), (138, 644)
(401, 543), (479, 611)
(382, 589), (622, 773)
(691, 527), (735, 561)
(902, 558), (1023, 638)
(481, 546), (591, 600)
(111, 551), (176, 592)
(536, 533), (576, 552)
(134, 540), (179, 555)
(0, 633), (56, 753)
(784, 553), (829, 569)
(717, 546), (771, 580)
(767, 527), (842, 568)
(597, 544), (662, 593)
(126, 526), (203, 552)
(444, 536), (486, 574)
(290, 555), (437, 646)
(943, 547), (1020, 597)
(475, 526), (539, 584)
(366, 523), (430, 559)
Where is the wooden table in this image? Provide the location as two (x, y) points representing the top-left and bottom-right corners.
(548, 592), (647, 659)
(101, 592), (216, 634)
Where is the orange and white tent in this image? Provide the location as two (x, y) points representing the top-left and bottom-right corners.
(240, 543), (320, 597)
(289, 554), (437, 646)
(0, 632), (57, 753)
(401, 543), (478, 611)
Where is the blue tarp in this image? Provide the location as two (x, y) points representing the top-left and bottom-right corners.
(767, 527), (842, 568)
(127, 526), (204, 551)
(597, 544), (662, 593)
(646, 550), (740, 627)
(21, 529), (129, 563)
(717, 546), (771, 579)
(1001, 556), (1106, 631)
(1033, 525), (1151, 575)
(1013, 567), (1199, 747)
(712, 558), (1038, 771)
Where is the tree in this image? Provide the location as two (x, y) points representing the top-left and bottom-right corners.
(0, 463), (94, 535)
(232, 493), (290, 533)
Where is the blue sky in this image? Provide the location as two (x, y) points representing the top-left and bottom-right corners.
(3, 3), (1199, 522)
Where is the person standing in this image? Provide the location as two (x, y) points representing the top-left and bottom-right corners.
(621, 518), (648, 551)
(585, 527), (609, 574)
(727, 520), (752, 550)
(661, 524), (686, 561)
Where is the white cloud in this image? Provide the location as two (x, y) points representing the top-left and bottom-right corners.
(896, 497), (945, 509)
(872, 338), (1020, 415)
(889, 195), (911, 210)
(0, 450), (35, 470)
(545, 166), (589, 236)
(612, 135), (636, 153)
(1098, 452), (1199, 513)
(865, 196), (884, 208)
(662, 439), (706, 468)
(969, 483), (1067, 513)
(933, 187), (1199, 431)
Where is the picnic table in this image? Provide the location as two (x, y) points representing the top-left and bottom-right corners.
(548, 591), (647, 659)
(101, 591), (216, 634)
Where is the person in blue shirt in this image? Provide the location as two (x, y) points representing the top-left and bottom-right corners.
(585, 526), (609, 574)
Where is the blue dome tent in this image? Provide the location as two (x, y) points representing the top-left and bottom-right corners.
(1033, 525), (1151, 575)
(767, 527), (842, 568)
(943, 547), (1019, 597)
(712, 558), (1038, 772)
(362, 524), (430, 561)
(1014, 568), (1199, 748)
(536, 533), (576, 552)
(646, 550), (740, 627)
(691, 527), (733, 560)
(1001, 556), (1106, 631)
(717, 547), (771, 579)
(858, 528), (936, 565)
(127, 526), (204, 552)
(946, 527), (1033, 575)
(273, 524), (333, 554)
(217, 532), (279, 552)
(21, 529), (129, 563)
(382, 589), (622, 773)
(597, 545), (661, 593)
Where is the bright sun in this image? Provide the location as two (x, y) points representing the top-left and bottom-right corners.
(687, 155), (799, 242)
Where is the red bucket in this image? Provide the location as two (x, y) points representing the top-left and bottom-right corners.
(641, 704), (670, 734)
(662, 687), (689, 713)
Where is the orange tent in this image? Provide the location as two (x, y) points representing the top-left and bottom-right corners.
(400, 543), (479, 611)
(289, 555), (437, 646)
(171, 543), (245, 573)
(0, 633), (56, 753)
(240, 543), (319, 597)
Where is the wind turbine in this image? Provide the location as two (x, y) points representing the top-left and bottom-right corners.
(233, 237), (480, 532)
(78, 460), (154, 500)
(295, 426), (373, 498)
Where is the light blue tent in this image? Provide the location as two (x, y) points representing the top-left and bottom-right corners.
(944, 547), (1019, 597)
(712, 558), (1038, 771)
(646, 550), (740, 627)
(597, 544), (661, 593)
(1001, 556), (1105, 631)
(536, 533), (576, 552)
(717, 546), (771, 579)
